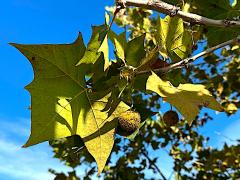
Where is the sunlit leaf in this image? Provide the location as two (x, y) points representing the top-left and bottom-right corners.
(76, 25), (109, 71)
(109, 31), (127, 63)
(156, 16), (192, 61)
(146, 72), (223, 125)
(226, 103), (238, 113)
(232, 0), (237, 7)
(11, 35), (129, 174)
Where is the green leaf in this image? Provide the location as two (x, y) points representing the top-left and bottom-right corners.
(192, 0), (232, 18)
(105, 12), (110, 25)
(109, 31), (127, 63)
(156, 16), (192, 61)
(146, 72), (223, 125)
(207, 26), (240, 46)
(232, 0), (237, 7)
(136, 46), (159, 72)
(125, 34), (146, 67)
(98, 34), (109, 71)
(206, 6), (240, 47)
(192, 0), (240, 46)
(11, 35), (129, 174)
(133, 73), (151, 91)
(76, 25), (109, 71)
(10, 34), (87, 146)
(206, 8), (240, 46)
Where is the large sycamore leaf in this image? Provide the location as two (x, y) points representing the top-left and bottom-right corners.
(156, 16), (192, 61)
(11, 34), (129, 174)
(58, 92), (129, 174)
(146, 72), (223, 125)
(10, 34), (87, 146)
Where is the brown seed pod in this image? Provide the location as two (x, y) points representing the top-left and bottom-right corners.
(150, 58), (170, 69)
(163, 110), (179, 127)
(116, 110), (141, 136)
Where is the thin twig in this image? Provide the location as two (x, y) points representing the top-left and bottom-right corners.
(136, 37), (240, 75)
(214, 131), (238, 143)
(116, 0), (240, 27)
(142, 151), (167, 180)
(109, 3), (126, 29)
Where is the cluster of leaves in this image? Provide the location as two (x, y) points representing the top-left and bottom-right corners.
(191, 44), (240, 114)
(48, 111), (240, 179)
(12, 0), (240, 178)
(191, 143), (240, 179)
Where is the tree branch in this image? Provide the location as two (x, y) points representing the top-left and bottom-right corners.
(142, 151), (167, 180)
(116, 0), (240, 27)
(136, 36), (240, 75)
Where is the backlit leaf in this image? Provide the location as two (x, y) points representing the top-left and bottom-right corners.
(156, 16), (192, 61)
(11, 35), (129, 174)
(146, 72), (223, 125)
(76, 25), (109, 71)
(109, 31), (127, 63)
(226, 103), (238, 113)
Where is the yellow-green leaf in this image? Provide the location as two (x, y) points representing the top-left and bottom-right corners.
(76, 25), (109, 71)
(10, 34), (87, 146)
(11, 34), (129, 174)
(105, 12), (110, 25)
(109, 31), (127, 63)
(146, 72), (223, 125)
(98, 34), (109, 71)
(226, 103), (238, 113)
(156, 16), (192, 61)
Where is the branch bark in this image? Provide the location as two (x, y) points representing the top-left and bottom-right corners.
(136, 36), (240, 75)
(142, 151), (167, 180)
(116, 0), (240, 27)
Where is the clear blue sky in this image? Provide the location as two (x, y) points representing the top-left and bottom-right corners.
(0, 0), (239, 179)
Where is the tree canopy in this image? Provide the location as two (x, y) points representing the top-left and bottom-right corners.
(12, 0), (240, 179)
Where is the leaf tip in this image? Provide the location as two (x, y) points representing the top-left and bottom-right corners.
(22, 144), (28, 148)
(97, 167), (104, 176)
(187, 121), (193, 127)
(74, 32), (83, 42)
(9, 42), (17, 47)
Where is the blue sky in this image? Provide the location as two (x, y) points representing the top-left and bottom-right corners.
(0, 0), (239, 179)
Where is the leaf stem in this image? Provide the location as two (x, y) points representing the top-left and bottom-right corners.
(142, 151), (167, 180)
